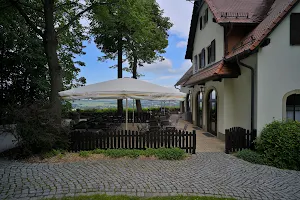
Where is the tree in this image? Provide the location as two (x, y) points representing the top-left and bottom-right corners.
(5, 0), (113, 121)
(91, 0), (171, 113)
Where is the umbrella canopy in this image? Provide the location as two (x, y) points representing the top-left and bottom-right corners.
(59, 78), (186, 101)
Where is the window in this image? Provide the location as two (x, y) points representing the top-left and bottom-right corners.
(204, 8), (209, 24)
(200, 49), (205, 67)
(200, 16), (203, 30)
(290, 13), (300, 45)
(193, 55), (198, 71)
(207, 40), (216, 64)
(286, 94), (300, 121)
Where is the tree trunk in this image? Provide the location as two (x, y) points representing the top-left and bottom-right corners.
(43, 0), (62, 121)
(117, 37), (123, 114)
(132, 56), (142, 113)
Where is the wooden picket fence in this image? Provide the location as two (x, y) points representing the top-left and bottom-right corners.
(225, 127), (257, 154)
(69, 129), (196, 154)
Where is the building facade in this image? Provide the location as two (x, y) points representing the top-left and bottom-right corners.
(175, 0), (300, 141)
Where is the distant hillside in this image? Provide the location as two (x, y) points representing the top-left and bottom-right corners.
(71, 99), (179, 109)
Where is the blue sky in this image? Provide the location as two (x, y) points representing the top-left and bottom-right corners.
(76, 0), (193, 88)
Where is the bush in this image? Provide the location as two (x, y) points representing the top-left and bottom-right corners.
(235, 149), (266, 165)
(152, 148), (186, 160)
(256, 120), (300, 170)
(89, 148), (186, 160)
(12, 102), (70, 157)
(79, 151), (91, 157)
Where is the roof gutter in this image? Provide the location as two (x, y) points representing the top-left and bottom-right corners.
(236, 57), (254, 131)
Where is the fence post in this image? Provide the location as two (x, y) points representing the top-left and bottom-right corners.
(225, 129), (230, 154)
(192, 130), (196, 154)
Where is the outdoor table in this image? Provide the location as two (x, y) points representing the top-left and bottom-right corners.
(161, 120), (170, 126)
(163, 126), (176, 131)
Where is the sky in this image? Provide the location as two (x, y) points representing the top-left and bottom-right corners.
(76, 0), (193, 88)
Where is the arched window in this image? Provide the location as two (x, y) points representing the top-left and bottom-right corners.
(207, 90), (217, 136)
(286, 94), (300, 121)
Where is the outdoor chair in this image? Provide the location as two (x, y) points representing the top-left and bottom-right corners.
(177, 124), (188, 133)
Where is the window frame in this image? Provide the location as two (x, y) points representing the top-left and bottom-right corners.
(290, 13), (300, 45)
(193, 55), (198, 72)
(200, 16), (203, 30)
(204, 8), (209, 24)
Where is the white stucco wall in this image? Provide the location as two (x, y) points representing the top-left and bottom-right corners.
(256, 4), (300, 134)
(192, 2), (224, 72)
(223, 55), (257, 131)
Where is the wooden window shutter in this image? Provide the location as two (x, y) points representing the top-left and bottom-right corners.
(194, 55), (198, 71)
(200, 17), (203, 30)
(290, 13), (300, 45)
(207, 46), (211, 64)
(211, 40), (216, 62)
(202, 49), (206, 66)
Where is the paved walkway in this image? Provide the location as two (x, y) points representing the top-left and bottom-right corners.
(1, 153), (300, 200)
(175, 116), (225, 153)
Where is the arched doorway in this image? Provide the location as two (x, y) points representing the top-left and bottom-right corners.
(197, 92), (203, 128)
(186, 93), (190, 112)
(207, 90), (217, 136)
(286, 94), (300, 121)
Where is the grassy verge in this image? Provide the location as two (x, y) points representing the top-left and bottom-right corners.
(48, 194), (235, 200)
(78, 148), (187, 160)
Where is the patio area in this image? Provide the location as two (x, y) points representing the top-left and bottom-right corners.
(172, 115), (225, 153)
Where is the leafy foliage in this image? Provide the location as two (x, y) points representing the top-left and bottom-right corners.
(235, 149), (266, 165)
(90, 148), (186, 160)
(255, 120), (300, 170)
(11, 102), (70, 156)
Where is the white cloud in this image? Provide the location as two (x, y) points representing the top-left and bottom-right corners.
(139, 59), (191, 75)
(157, 75), (181, 80)
(139, 59), (172, 74)
(176, 41), (187, 48)
(157, 0), (193, 39)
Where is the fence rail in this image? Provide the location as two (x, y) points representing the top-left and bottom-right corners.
(225, 127), (257, 154)
(70, 129), (196, 154)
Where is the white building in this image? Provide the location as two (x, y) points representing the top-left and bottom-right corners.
(175, 0), (300, 141)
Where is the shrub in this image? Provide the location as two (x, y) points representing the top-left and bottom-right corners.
(235, 149), (266, 165)
(79, 151), (91, 157)
(42, 149), (62, 159)
(12, 102), (70, 157)
(92, 149), (105, 154)
(153, 148), (186, 160)
(256, 120), (300, 170)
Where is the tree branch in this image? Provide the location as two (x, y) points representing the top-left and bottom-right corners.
(57, 1), (116, 34)
(10, 0), (43, 37)
(18, 1), (43, 13)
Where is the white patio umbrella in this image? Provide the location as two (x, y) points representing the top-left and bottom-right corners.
(59, 78), (185, 130)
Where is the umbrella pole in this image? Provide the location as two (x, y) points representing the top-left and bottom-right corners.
(126, 98), (128, 130)
(132, 99), (135, 126)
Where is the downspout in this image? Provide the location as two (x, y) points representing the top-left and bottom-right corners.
(236, 58), (254, 131)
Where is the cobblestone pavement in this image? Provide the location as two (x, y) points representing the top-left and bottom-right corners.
(1, 153), (300, 200)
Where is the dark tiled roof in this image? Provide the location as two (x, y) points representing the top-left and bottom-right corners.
(183, 60), (240, 86)
(206, 0), (272, 23)
(226, 0), (299, 59)
(174, 66), (193, 86)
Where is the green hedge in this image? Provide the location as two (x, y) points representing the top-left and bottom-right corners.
(255, 120), (300, 170)
(235, 149), (266, 165)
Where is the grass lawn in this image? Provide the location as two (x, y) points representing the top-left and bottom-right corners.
(48, 194), (235, 200)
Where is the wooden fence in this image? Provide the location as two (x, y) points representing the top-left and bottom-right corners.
(225, 127), (257, 154)
(70, 129), (196, 154)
